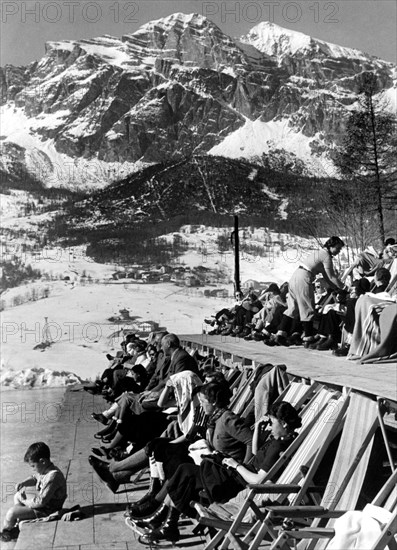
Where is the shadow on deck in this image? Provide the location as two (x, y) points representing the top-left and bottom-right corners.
(13, 387), (205, 550)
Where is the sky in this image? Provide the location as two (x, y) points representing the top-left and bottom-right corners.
(0, 0), (396, 66)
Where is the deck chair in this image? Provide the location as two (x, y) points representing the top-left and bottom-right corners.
(240, 380), (317, 422)
(369, 470), (397, 550)
(193, 389), (348, 550)
(266, 392), (394, 550)
(229, 368), (254, 414)
(270, 468), (397, 550)
(275, 381), (318, 410)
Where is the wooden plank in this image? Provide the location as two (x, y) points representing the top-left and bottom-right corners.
(181, 334), (397, 401)
(93, 509), (131, 544)
(14, 522), (56, 550)
(52, 456), (95, 547)
(82, 544), (128, 550)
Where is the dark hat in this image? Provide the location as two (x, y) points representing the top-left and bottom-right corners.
(353, 278), (371, 295)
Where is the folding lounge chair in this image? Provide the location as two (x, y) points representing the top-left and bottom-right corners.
(194, 388), (348, 550)
(269, 468), (397, 550)
(229, 367), (254, 414)
(240, 379), (320, 427)
(232, 367), (312, 418)
(370, 470), (397, 550)
(275, 380), (318, 412)
(266, 392), (394, 550)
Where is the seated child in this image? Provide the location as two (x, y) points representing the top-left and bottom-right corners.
(0, 442), (67, 542)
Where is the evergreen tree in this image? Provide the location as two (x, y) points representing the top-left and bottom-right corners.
(333, 72), (397, 245)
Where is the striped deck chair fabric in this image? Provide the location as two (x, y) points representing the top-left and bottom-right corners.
(229, 368), (254, 414)
(271, 468), (397, 550)
(194, 389), (347, 550)
(269, 392), (387, 550)
(349, 295), (395, 358)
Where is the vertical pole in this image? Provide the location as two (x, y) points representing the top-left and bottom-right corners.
(233, 215), (240, 294)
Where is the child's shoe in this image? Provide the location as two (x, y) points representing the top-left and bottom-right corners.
(0, 527), (19, 542)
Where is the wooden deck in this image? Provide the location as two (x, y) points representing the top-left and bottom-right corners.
(180, 334), (397, 402)
(12, 388), (206, 550)
(5, 335), (397, 550)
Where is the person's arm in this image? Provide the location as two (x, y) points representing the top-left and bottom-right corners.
(170, 434), (188, 444)
(16, 476), (36, 491)
(157, 383), (175, 408)
(252, 420), (269, 455)
(24, 471), (65, 509)
(223, 437), (285, 484)
(146, 354), (170, 391)
(322, 252), (344, 290)
(222, 457), (268, 485)
(224, 413), (253, 463)
(148, 379), (167, 393)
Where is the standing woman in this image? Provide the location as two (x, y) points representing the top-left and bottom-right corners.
(270, 236), (346, 346)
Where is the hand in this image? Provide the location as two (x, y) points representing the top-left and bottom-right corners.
(222, 457), (239, 470)
(138, 391), (149, 402)
(256, 417), (268, 428)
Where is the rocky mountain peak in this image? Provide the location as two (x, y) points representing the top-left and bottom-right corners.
(0, 13), (395, 190)
(121, 12), (247, 71)
(241, 21), (312, 59)
(241, 20), (384, 63)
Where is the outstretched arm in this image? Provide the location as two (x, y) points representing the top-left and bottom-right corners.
(222, 457), (268, 485)
(322, 254), (344, 289)
(16, 477), (36, 491)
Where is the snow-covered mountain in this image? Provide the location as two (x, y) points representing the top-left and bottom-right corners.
(1, 13), (395, 188)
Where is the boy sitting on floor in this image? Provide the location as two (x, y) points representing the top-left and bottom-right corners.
(0, 442), (67, 542)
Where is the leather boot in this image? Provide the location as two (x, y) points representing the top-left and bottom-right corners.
(152, 507), (180, 542)
(302, 321), (314, 342)
(278, 315), (293, 335)
(333, 345), (349, 356)
(125, 478), (163, 516)
(317, 336), (338, 351)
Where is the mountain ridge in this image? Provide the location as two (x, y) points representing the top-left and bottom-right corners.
(1, 13), (395, 189)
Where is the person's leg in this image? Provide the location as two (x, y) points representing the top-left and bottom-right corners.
(109, 448), (148, 474)
(104, 430), (125, 450)
(112, 368), (127, 390)
(295, 272), (315, 341)
(316, 310), (341, 350)
(103, 402), (118, 419)
(120, 392), (143, 417)
(13, 491), (25, 506)
(3, 504), (37, 530)
(215, 309), (231, 322)
(270, 314), (293, 346)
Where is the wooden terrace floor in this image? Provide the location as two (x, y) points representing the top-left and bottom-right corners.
(6, 334), (397, 550)
(11, 388), (207, 550)
(180, 334), (397, 402)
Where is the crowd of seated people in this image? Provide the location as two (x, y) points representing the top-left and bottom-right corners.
(203, 238), (397, 360)
(86, 328), (309, 544)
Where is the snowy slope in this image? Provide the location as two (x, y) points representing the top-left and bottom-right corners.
(1, 14), (395, 189)
(208, 118), (330, 175)
(0, 105), (146, 189)
(241, 21), (383, 62)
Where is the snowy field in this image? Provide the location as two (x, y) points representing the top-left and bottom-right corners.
(0, 277), (280, 385)
(1, 192), (322, 386)
(1, 191), (333, 387)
